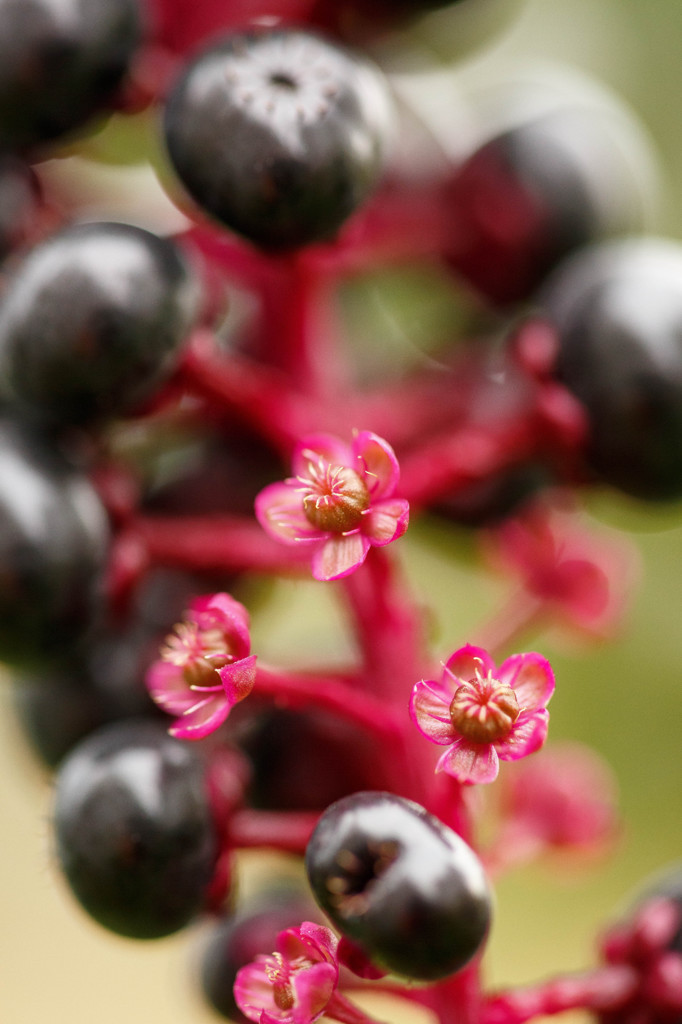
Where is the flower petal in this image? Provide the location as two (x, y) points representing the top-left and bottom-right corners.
(496, 708), (549, 761)
(499, 653), (555, 710)
(293, 435), (353, 478)
(443, 644), (496, 685)
(145, 660), (199, 715)
(409, 679), (456, 745)
(219, 654), (257, 705)
(260, 1013), (283, 1024)
(362, 499), (410, 545)
(255, 481), (321, 544)
(291, 962), (337, 1023)
(436, 739), (500, 784)
(192, 591), (252, 657)
(169, 693), (230, 740)
(235, 959), (281, 1023)
(311, 533), (370, 581)
(298, 922), (339, 965)
(352, 431), (400, 498)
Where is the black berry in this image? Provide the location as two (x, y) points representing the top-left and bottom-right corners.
(0, 157), (41, 261)
(53, 718), (219, 939)
(444, 104), (649, 306)
(11, 617), (166, 769)
(163, 27), (392, 250)
(0, 0), (143, 154)
(541, 238), (682, 500)
(0, 222), (199, 425)
(201, 886), (317, 1021)
(238, 708), (389, 812)
(0, 416), (109, 666)
(305, 791), (492, 981)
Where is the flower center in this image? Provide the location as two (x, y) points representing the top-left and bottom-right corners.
(449, 672), (520, 744)
(301, 461), (370, 533)
(160, 619), (232, 688)
(265, 953), (295, 1012)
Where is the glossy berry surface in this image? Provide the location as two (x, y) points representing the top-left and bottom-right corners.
(305, 791), (492, 980)
(0, 222), (199, 425)
(444, 105), (648, 306)
(53, 718), (219, 939)
(541, 238), (682, 500)
(238, 708), (388, 811)
(163, 27), (392, 250)
(201, 887), (317, 1021)
(0, 0), (142, 154)
(11, 617), (166, 768)
(0, 417), (109, 666)
(0, 158), (41, 261)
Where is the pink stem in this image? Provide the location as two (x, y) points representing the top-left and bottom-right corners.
(227, 809), (319, 854)
(254, 665), (405, 743)
(178, 331), (317, 453)
(470, 590), (545, 659)
(399, 420), (537, 509)
(429, 964), (485, 1024)
(340, 549), (469, 831)
(311, 181), (449, 275)
(482, 965), (638, 1024)
(325, 990), (390, 1024)
(271, 251), (353, 402)
(340, 547), (426, 705)
(129, 514), (310, 575)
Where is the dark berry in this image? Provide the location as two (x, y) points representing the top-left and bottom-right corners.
(11, 617), (166, 769)
(629, 864), (682, 956)
(444, 102), (650, 306)
(0, 157), (41, 261)
(162, 28), (392, 250)
(0, 222), (199, 425)
(0, 416), (108, 666)
(53, 718), (219, 939)
(201, 885), (317, 1021)
(236, 708), (389, 811)
(142, 427), (285, 519)
(305, 791), (492, 981)
(540, 238), (682, 501)
(0, 0), (143, 154)
(433, 462), (552, 527)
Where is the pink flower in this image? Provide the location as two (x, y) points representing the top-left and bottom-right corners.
(409, 644), (554, 784)
(145, 592), (257, 740)
(502, 741), (619, 853)
(254, 431), (409, 582)
(482, 500), (640, 640)
(234, 921), (340, 1024)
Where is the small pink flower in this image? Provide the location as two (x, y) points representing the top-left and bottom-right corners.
(502, 741), (619, 853)
(409, 644), (554, 784)
(254, 431), (409, 582)
(145, 592), (257, 740)
(234, 921), (339, 1024)
(482, 500), (640, 640)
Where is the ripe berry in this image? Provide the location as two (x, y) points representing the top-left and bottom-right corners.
(305, 791), (491, 981)
(444, 102), (651, 306)
(237, 708), (389, 811)
(11, 616), (167, 768)
(162, 27), (393, 250)
(0, 222), (199, 425)
(0, 157), (41, 261)
(0, 416), (109, 666)
(53, 718), (219, 939)
(540, 238), (682, 500)
(201, 886), (318, 1021)
(0, 0), (143, 154)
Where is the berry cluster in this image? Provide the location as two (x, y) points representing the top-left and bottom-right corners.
(1, 2), (680, 1024)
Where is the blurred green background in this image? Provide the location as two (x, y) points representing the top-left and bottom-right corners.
(2, 1), (682, 1021)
